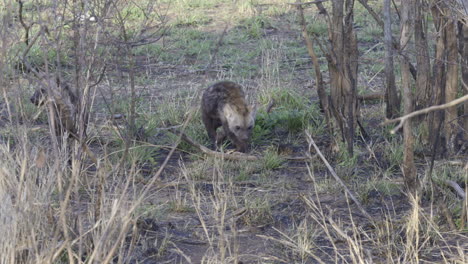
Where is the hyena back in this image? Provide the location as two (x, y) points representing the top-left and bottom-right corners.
(201, 81), (256, 152)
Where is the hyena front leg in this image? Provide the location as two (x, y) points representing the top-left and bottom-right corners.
(215, 129), (227, 148)
(202, 114), (218, 149)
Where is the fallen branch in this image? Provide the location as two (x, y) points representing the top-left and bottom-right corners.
(305, 131), (374, 222)
(168, 129), (260, 161)
(167, 128), (310, 162)
(382, 94), (468, 133)
(434, 160), (467, 167)
(444, 180), (466, 199)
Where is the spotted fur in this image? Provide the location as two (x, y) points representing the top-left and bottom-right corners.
(201, 81), (256, 152)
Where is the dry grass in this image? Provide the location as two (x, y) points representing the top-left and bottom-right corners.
(0, 0), (467, 263)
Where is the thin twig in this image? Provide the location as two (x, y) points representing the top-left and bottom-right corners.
(357, 0), (417, 79)
(305, 131), (374, 222)
(296, 0), (332, 133)
(89, 65), (107, 89)
(383, 94), (468, 133)
(391, 0), (401, 20)
(266, 99), (275, 113)
(357, 0), (383, 27)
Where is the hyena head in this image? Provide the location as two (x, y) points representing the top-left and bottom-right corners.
(223, 103), (257, 152)
(30, 79), (77, 107)
(30, 88), (47, 106)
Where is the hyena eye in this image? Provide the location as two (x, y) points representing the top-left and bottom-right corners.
(235, 126), (241, 130)
(248, 126), (253, 130)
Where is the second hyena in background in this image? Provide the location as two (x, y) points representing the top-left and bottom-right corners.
(201, 81), (257, 153)
(30, 76), (82, 139)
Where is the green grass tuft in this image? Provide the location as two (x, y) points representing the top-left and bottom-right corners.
(240, 15), (273, 39)
(262, 146), (284, 170)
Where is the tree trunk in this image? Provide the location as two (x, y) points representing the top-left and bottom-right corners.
(461, 22), (468, 144)
(414, 0), (431, 110)
(329, 0), (358, 155)
(444, 18), (459, 153)
(344, 0), (358, 155)
(383, 0), (399, 118)
(400, 0), (417, 191)
(329, 0), (345, 142)
(72, 0), (87, 143)
(428, 5), (447, 149)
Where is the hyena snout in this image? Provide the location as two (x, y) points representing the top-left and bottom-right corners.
(237, 133), (251, 144)
(232, 131), (252, 152)
(236, 142), (248, 153)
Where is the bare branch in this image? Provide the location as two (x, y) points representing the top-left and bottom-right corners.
(305, 131), (374, 222)
(17, 0), (34, 46)
(357, 0), (383, 27)
(444, 180), (466, 199)
(296, 0), (332, 132)
(357, 0), (417, 79)
(383, 94), (468, 133)
(266, 99), (275, 113)
(89, 65), (107, 89)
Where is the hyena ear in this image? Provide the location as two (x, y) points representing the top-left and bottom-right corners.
(248, 104), (257, 119)
(223, 104), (236, 119)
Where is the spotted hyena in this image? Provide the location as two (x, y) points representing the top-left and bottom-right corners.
(201, 81), (256, 152)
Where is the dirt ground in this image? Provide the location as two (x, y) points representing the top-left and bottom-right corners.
(1, 1), (466, 263)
